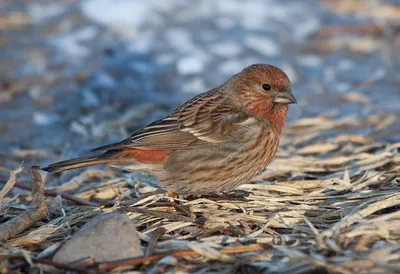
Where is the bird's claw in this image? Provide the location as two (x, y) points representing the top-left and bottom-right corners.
(221, 190), (253, 200)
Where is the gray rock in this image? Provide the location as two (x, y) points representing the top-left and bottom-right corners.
(53, 213), (143, 263)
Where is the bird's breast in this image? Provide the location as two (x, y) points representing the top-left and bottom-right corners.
(246, 128), (279, 171)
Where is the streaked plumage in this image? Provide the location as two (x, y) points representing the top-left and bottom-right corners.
(42, 64), (296, 194)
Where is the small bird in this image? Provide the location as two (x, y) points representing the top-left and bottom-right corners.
(42, 64), (296, 194)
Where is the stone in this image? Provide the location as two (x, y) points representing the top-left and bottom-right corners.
(53, 213), (143, 263)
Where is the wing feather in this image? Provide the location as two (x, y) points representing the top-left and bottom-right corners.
(91, 88), (250, 152)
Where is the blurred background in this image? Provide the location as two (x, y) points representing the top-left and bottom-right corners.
(0, 0), (399, 174)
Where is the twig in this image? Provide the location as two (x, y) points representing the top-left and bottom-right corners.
(6, 256), (89, 274)
(97, 244), (265, 271)
(0, 166), (48, 241)
(173, 203), (192, 217)
(70, 257), (96, 268)
(0, 174), (102, 207)
(0, 165), (23, 201)
(13, 182), (100, 207)
(120, 206), (193, 222)
(145, 227), (167, 257)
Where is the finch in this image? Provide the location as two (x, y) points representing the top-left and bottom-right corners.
(42, 64), (296, 194)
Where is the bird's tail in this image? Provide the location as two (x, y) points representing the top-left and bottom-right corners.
(42, 149), (168, 173)
(41, 156), (113, 173)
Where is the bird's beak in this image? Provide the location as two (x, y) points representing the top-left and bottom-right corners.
(274, 90), (297, 105)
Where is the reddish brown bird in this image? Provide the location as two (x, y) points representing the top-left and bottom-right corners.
(43, 64), (296, 194)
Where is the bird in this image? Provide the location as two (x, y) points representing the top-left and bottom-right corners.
(42, 64), (296, 194)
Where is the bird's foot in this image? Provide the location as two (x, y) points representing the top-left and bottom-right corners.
(221, 190), (253, 201)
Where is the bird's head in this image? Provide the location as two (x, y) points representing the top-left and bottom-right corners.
(228, 64), (296, 132)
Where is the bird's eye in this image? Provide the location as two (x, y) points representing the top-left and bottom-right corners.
(262, 83), (271, 91)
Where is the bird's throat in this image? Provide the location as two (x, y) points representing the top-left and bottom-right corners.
(265, 107), (287, 135)
(250, 101), (287, 135)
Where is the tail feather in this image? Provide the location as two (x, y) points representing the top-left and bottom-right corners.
(42, 149), (167, 173)
(42, 156), (113, 173)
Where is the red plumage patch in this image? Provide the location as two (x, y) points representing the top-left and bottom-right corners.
(117, 149), (167, 164)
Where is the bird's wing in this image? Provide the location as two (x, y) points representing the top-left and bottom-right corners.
(91, 88), (250, 151)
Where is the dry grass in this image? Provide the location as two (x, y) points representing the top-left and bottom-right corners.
(0, 112), (399, 273)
